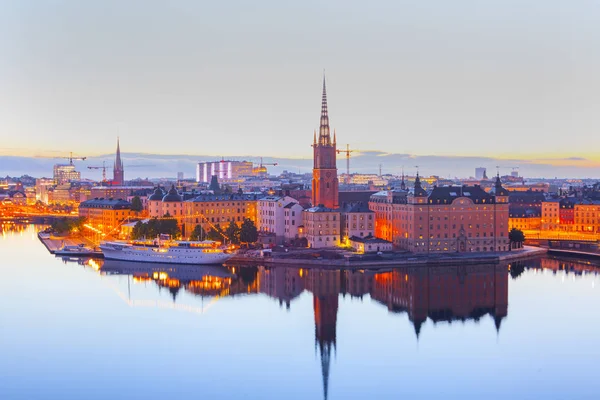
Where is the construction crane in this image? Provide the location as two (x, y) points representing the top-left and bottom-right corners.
(87, 161), (110, 182)
(336, 144), (356, 184)
(87, 162), (155, 183)
(56, 152), (86, 165)
(253, 157), (278, 176)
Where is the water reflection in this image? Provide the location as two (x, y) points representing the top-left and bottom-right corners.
(509, 257), (600, 280)
(3, 225), (600, 399)
(80, 259), (511, 399)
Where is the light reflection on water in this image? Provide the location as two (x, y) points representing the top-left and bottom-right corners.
(0, 224), (599, 400)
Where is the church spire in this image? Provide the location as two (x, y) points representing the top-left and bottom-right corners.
(113, 137), (125, 185)
(319, 73), (331, 146)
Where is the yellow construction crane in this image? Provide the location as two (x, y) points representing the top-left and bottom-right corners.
(56, 152), (86, 165)
(336, 144), (356, 183)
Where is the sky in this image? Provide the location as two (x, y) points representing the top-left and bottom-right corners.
(1, 1), (600, 177)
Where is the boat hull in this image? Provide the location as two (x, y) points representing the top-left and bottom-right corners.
(100, 243), (234, 265)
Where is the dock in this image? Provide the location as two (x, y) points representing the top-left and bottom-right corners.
(38, 233), (103, 257)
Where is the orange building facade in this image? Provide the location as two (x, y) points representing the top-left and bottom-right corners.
(369, 176), (510, 253)
(79, 198), (135, 235)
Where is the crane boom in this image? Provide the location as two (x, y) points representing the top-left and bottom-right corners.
(57, 152), (86, 165)
(336, 144), (355, 184)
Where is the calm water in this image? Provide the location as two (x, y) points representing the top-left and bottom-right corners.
(1, 224), (599, 400)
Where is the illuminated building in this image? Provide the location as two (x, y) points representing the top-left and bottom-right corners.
(508, 190), (544, 231)
(79, 198), (134, 235)
(2, 190), (26, 206)
(196, 160), (254, 183)
(47, 183), (91, 205)
(311, 76), (339, 209)
(302, 206), (341, 248)
(573, 200), (600, 233)
(257, 195), (303, 245)
(347, 174), (388, 187)
(183, 193), (260, 239)
(147, 185), (184, 218)
(113, 138), (125, 185)
(340, 202), (374, 243)
(368, 188), (409, 243)
(349, 235), (392, 253)
(541, 199), (561, 231)
(369, 175), (510, 253)
(53, 164), (80, 185)
(90, 186), (154, 201)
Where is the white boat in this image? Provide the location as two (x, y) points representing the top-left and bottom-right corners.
(54, 243), (102, 257)
(99, 239), (235, 265)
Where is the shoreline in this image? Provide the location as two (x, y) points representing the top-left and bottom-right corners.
(226, 246), (547, 269)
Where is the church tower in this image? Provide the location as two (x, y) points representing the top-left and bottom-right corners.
(312, 75), (339, 209)
(113, 137), (124, 185)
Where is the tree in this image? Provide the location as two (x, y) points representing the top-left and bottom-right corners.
(131, 196), (143, 212)
(130, 218), (181, 240)
(159, 218), (181, 239)
(190, 224), (206, 241)
(225, 220), (241, 244)
(239, 218), (258, 244)
(508, 228), (525, 250)
(209, 175), (220, 193)
(206, 224), (224, 241)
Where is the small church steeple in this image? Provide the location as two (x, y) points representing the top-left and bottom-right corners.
(113, 137), (124, 185)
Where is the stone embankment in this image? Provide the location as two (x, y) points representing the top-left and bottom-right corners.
(227, 246), (547, 269)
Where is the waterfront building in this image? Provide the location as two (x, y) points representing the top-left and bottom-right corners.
(349, 235), (393, 253)
(257, 195), (303, 245)
(368, 188), (408, 243)
(340, 202), (374, 243)
(256, 195), (302, 244)
(573, 200), (600, 233)
(369, 175), (510, 253)
(311, 76), (339, 210)
(113, 138), (125, 185)
(302, 205), (341, 248)
(508, 190), (545, 231)
(53, 164), (80, 185)
(183, 193), (259, 239)
(79, 198), (134, 235)
(541, 199), (561, 231)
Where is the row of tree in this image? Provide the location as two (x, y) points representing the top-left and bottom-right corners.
(190, 218), (258, 244)
(51, 217), (86, 235)
(131, 218), (181, 240)
(130, 217), (258, 244)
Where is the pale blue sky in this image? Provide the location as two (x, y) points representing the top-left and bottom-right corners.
(1, 1), (599, 166)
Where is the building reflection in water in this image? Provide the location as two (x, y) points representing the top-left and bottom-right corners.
(87, 260), (513, 400)
(372, 265), (508, 336)
(509, 256), (600, 280)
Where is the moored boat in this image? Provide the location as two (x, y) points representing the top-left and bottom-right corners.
(54, 243), (103, 257)
(99, 239), (235, 265)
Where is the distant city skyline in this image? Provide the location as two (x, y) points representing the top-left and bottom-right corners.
(1, 1), (599, 175)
